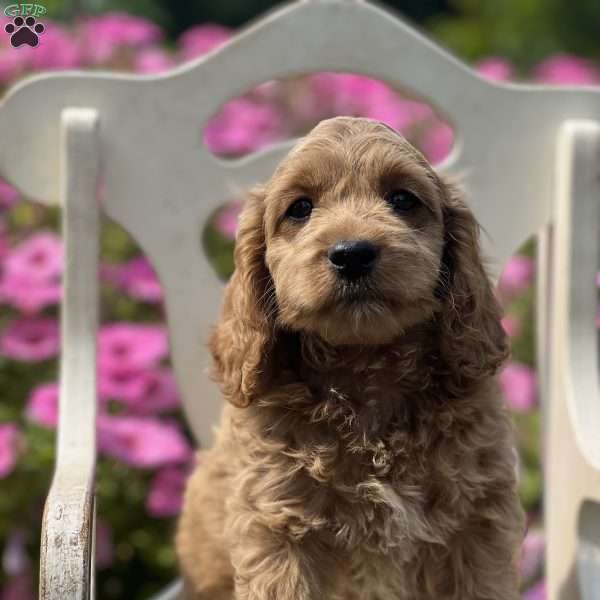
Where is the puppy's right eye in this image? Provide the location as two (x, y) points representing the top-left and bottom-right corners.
(285, 197), (313, 221)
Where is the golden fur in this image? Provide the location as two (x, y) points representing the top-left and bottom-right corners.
(176, 117), (525, 599)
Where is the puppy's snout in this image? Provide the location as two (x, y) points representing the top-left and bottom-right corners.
(327, 240), (380, 279)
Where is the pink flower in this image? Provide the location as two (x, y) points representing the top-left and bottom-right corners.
(26, 382), (59, 429)
(520, 529), (545, 582)
(367, 97), (433, 134)
(523, 581), (546, 600)
(3, 231), (63, 281)
(2, 530), (28, 576)
(306, 73), (386, 117)
(129, 368), (180, 414)
(146, 466), (188, 517)
(0, 424), (20, 479)
(501, 315), (521, 338)
(98, 415), (191, 468)
(95, 519), (113, 570)
(215, 202), (242, 240)
(100, 366), (180, 414)
(0, 179), (19, 209)
(0, 317), (59, 362)
(421, 121), (454, 164)
(0, 48), (23, 86)
(0, 272), (62, 313)
(0, 221), (8, 261)
(0, 231), (63, 313)
(301, 73), (433, 133)
(204, 98), (284, 156)
(134, 47), (173, 74)
(499, 362), (538, 412)
(20, 22), (81, 71)
(98, 323), (168, 372)
(79, 12), (162, 64)
(476, 57), (514, 82)
(103, 256), (162, 303)
(498, 255), (534, 298)
(1, 530), (34, 600)
(178, 24), (231, 61)
(534, 54), (600, 85)
(99, 366), (146, 402)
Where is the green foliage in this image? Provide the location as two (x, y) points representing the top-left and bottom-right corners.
(429, 0), (600, 68)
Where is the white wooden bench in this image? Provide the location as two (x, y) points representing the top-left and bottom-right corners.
(0, 0), (598, 598)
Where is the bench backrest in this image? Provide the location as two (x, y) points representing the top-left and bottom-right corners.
(2, 5), (600, 597)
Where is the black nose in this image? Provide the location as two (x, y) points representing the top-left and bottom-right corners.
(327, 240), (380, 279)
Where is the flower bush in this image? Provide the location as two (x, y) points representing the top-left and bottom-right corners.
(1, 9), (594, 599)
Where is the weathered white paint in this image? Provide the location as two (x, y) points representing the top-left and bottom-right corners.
(39, 108), (99, 600)
(545, 121), (600, 600)
(0, 1), (595, 598)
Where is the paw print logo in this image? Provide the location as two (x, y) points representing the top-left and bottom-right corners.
(5, 16), (45, 48)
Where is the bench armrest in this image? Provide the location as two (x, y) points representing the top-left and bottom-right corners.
(39, 108), (100, 600)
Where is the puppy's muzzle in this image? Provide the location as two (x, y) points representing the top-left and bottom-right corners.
(327, 240), (380, 279)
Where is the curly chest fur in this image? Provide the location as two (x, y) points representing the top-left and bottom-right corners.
(233, 370), (503, 560)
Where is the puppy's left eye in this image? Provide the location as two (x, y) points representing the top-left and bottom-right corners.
(385, 189), (420, 214)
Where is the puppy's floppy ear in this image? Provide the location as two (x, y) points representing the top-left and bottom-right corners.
(208, 185), (277, 407)
(436, 179), (509, 387)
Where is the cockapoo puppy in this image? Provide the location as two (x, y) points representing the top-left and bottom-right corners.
(177, 116), (525, 600)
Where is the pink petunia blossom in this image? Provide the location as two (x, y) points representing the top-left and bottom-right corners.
(3, 231), (63, 282)
(95, 519), (114, 570)
(26, 382), (59, 429)
(2, 530), (28, 576)
(178, 24), (231, 62)
(99, 366), (147, 402)
(134, 47), (173, 74)
(204, 98), (284, 156)
(0, 232), (63, 313)
(215, 202), (242, 240)
(300, 73), (433, 133)
(367, 97), (434, 134)
(0, 530), (33, 600)
(19, 22), (81, 71)
(0, 424), (20, 479)
(498, 255), (535, 298)
(103, 256), (162, 303)
(499, 362), (538, 413)
(420, 121), (454, 164)
(97, 415), (191, 468)
(501, 315), (521, 338)
(0, 317), (59, 362)
(0, 48), (24, 87)
(0, 221), (8, 261)
(0, 179), (19, 209)
(127, 368), (180, 414)
(476, 57), (514, 82)
(306, 73), (387, 117)
(534, 54), (600, 85)
(523, 581), (546, 600)
(79, 12), (162, 64)
(520, 529), (545, 582)
(146, 466), (188, 517)
(98, 323), (168, 372)
(100, 366), (180, 414)
(0, 272), (62, 313)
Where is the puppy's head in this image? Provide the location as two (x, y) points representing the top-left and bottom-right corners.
(210, 117), (507, 406)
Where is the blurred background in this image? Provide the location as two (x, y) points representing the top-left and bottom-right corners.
(3, 0), (599, 598)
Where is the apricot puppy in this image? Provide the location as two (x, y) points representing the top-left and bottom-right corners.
(177, 116), (525, 600)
